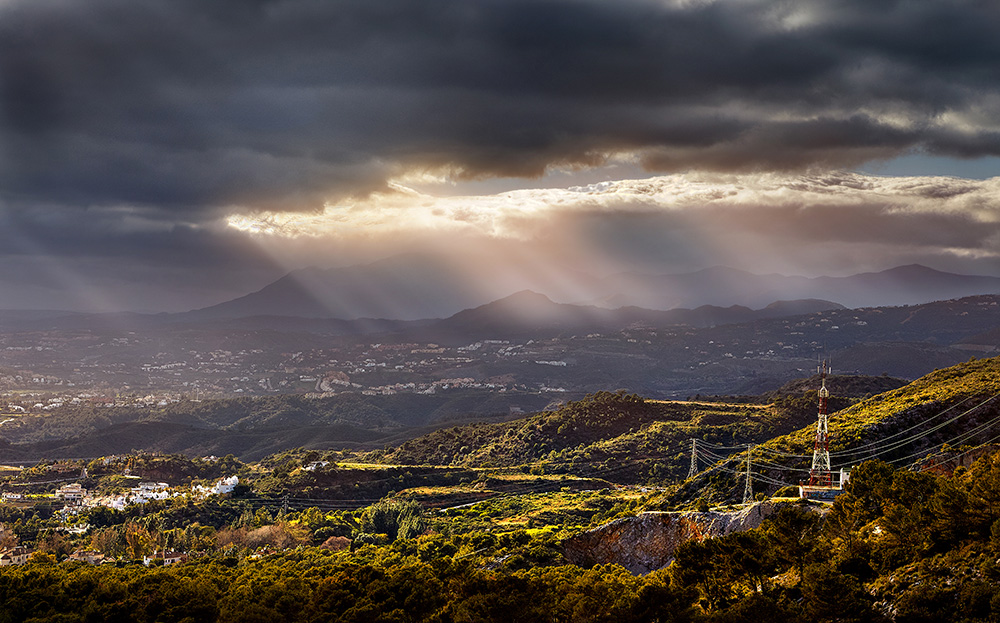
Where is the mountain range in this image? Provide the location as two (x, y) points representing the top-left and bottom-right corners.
(185, 257), (1000, 321)
(403, 291), (845, 344)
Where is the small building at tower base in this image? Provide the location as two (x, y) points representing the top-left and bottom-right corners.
(799, 468), (851, 501)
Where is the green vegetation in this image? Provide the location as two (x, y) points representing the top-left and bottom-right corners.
(668, 452), (1000, 621)
(672, 357), (1000, 506)
(3, 358), (1000, 620)
(1, 452), (1000, 621)
(365, 390), (827, 485)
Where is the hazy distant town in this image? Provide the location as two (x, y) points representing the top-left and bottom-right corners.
(3, 295), (998, 412)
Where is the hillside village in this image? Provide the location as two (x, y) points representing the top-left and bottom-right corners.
(2, 457), (240, 512)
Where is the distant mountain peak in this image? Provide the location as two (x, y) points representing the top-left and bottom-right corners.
(447, 290), (564, 323)
(492, 290), (556, 307)
(877, 264), (942, 276)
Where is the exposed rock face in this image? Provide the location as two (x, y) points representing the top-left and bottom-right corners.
(563, 502), (785, 575)
(917, 444), (998, 476)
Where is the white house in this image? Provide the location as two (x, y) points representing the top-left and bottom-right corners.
(0, 547), (33, 565)
(68, 550), (105, 565)
(144, 551), (187, 566)
(131, 482), (172, 503)
(55, 483), (87, 501)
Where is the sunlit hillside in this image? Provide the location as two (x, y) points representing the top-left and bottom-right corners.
(673, 356), (1000, 505)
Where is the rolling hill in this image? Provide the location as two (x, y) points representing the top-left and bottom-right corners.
(600, 263), (1000, 311)
(361, 380), (883, 481)
(354, 357), (1000, 506)
(0, 391), (556, 461)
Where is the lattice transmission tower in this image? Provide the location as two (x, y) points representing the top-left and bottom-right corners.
(807, 361), (832, 486)
(687, 439), (698, 479)
(742, 445), (754, 504)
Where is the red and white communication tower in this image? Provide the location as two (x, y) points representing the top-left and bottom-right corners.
(807, 361), (832, 486)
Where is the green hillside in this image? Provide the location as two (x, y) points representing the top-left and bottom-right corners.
(671, 356), (1000, 505)
(356, 359), (1000, 506)
(365, 390), (849, 484)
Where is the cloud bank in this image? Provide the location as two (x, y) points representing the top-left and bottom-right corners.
(3, 0), (1000, 223)
(231, 171), (1000, 275)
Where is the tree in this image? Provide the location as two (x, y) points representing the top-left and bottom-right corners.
(825, 491), (875, 559)
(124, 521), (152, 559)
(843, 460), (895, 523)
(927, 479), (975, 550)
(878, 470), (940, 563)
(298, 506), (326, 531)
(253, 507), (273, 528)
(360, 498), (425, 542)
(37, 531), (73, 557)
(761, 504), (824, 583)
(243, 523), (305, 549)
(961, 450), (1000, 535)
(0, 529), (17, 549)
(670, 531), (775, 611)
(91, 526), (125, 557)
(84, 506), (124, 529)
(800, 563), (883, 623)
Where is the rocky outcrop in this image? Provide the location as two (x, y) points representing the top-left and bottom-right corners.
(917, 444), (998, 476)
(563, 502), (787, 575)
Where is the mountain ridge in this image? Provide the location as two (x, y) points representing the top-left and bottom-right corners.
(183, 257), (1000, 321)
(408, 290), (845, 344)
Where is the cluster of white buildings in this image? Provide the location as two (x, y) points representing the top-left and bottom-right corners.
(87, 481), (175, 510)
(191, 476), (238, 498)
(45, 476), (240, 511)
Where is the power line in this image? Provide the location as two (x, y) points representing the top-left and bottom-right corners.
(828, 395), (977, 458)
(755, 393), (1000, 467)
(831, 394), (1000, 463)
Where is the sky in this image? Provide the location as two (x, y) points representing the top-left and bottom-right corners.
(2, 0), (1000, 313)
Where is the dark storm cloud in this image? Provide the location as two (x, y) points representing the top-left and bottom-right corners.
(0, 197), (272, 270)
(2, 0), (1000, 225)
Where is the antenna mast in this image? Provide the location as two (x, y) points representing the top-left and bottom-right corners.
(808, 361), (832, 486)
